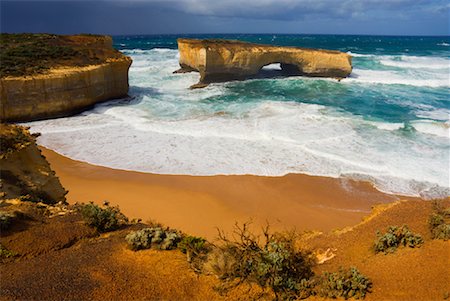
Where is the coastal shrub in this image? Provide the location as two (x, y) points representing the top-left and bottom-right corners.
(0, 33), (110, 77)
(429, 201), (450, 240)
(178, 235), (208, 255)
(79, 202), (128, 232)
(211, 223), (314, 300)
(374, 225), (423, 254)
(0, 211), (16, 230)
(126, 227), (182, 251)
(0, 123), (34, 159)
(178, 235), (210, 272)
(314, 267), (372, 300)
(0, 34), (79, 77)
(0, 244), (17, 259)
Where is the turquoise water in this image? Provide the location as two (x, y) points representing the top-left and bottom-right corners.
(26, 34), (450, 198)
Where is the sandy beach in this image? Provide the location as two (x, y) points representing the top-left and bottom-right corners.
(40, 147), (410, 239)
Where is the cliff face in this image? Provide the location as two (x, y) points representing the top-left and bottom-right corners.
(0, 35), (132, 122)
(176, 39), (352, 88)
(0, 124), (66, 204)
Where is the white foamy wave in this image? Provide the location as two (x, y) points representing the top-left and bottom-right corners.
(411, 120), (450, 138)
(379, 55), (450, 70)
(437, 42), (450, 46)
(25, 99), (450, 198)
(151, 48), (175, 52)
(415, 108), (450, 121)
(122, 48), (177, 55)
(345, 69), (449, 87)
(367, 121), (404, 131)
(347, 51), (372, 57)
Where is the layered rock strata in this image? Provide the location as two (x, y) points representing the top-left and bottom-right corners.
(175, 39), (352, 88)
(0, 124), (66, 204)
(0, 35), (132, 122)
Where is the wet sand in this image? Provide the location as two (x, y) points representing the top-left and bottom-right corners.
(41, 147), (408, 239)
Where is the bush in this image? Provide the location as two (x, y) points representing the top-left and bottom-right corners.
(0, 211), (15, 230)
(429, 201), (450, 240)
(0, 123), (34, 159)
(78, 203), (128, 232)
(178, 235), (210, 272)
(0, 244), (17, 259)
(314, 267), (372, 300)
(178, 235), (208, 255)
(126, 227), (181, 251)
(211, 224), (314, 300)
(374, 225), (423, 254)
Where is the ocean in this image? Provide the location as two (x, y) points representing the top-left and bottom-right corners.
(25, 34), (450, 198)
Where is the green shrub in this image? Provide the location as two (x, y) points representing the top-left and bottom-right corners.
(0, 123), (34, 159)
(314, 267), (372, 300)
(126, 227), (181, 251)
(79, 203), (128, 232)
(0, 244), (17, 259)
(429, 201), (450, 240)
(178, 235), (208, 255)
(178, 235), (210, 272)
(374, 225), (423, 254)
(0, 211), (15, 230)
(212, 224), (314, 300)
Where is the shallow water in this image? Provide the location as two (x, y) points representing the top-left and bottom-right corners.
(25, 34), (450, 198)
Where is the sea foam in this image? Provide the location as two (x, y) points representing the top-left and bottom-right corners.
(24, 46), (450, 199)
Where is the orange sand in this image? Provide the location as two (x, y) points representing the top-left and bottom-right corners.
(41, 147), (407, 239)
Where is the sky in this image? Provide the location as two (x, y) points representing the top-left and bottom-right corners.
(1, 0), (449, 36)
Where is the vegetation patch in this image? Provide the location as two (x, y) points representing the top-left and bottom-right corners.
(126, 227), (182, 251)
(0, 33), (118, 77)
(0, 211), (16, 230)
(178, 235), (210, 272)
(0, 244), (17, 259)
(313, 267), (372, 300)
(0, 34), (78, 77)
(210, 224), (315, 300)
(0, 123), (36, 159)
(78, 202), (128, 232)
(374, 225), (423, 254)
(429, 201), (450, 240)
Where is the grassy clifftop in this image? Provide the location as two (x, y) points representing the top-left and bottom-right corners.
(0, 33), (124, 77)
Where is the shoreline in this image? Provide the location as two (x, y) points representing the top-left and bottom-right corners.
(40, 146), (415, 239)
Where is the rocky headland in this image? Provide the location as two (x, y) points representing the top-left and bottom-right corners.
(175, 38), (352, 88)
(0, 123), (66, 204)
(0, 34), (132, 122)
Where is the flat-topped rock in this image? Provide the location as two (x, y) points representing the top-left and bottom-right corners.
(0, 34), (132, 122)
(175, 38), (352, 88)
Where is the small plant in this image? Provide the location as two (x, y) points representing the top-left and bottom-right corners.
(178, 235), (208, 255)
(314, 267), (372, 300)
(429, 201), (450, 240)
(0, 123), (34, 159)
(0, 244), (17, 259)
(374, 225), (423, 254)
(126, 227), (182, 251)
(211, 223), (314, 300)
(178, 235), (210, 272)
(0, 211), (15, 230)
(78, 202), (128, 232)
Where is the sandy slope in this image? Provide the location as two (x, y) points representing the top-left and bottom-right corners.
(40, 147), (407, 239)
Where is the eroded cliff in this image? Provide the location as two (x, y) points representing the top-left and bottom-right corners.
(0, 34), (132, 122)
(175, 39), (352, 88)
(0, 124), (66, 204)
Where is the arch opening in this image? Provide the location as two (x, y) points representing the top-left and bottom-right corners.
(256, 62), (302, 79)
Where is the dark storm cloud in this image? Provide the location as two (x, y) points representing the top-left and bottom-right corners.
(159, 0), (449, 21)
(1, 0), (448, 35)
